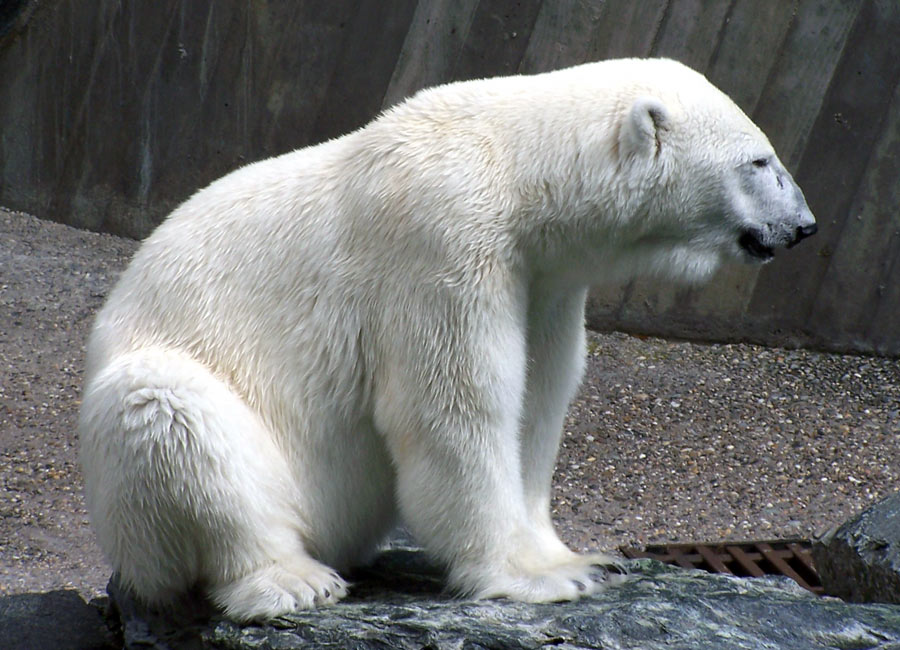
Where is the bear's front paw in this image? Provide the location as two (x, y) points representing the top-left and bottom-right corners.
(462, 552), (628, 603)
(211, 558), (348, 621)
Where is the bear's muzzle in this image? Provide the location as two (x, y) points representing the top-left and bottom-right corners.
(786, 222), (818, 249)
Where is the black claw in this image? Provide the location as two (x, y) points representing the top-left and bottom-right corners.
(574, 580), (586, 592)
(607, 563), (628, 576)
(323, 589), (331, 599)
(590, 561), (628, 574)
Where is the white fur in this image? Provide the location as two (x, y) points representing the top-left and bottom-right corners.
(79, 58), (815, 620)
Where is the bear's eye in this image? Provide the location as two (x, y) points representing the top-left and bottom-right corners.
(751, 158), (769, 168)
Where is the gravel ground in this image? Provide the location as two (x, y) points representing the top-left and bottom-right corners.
(1, 207), (898, 601)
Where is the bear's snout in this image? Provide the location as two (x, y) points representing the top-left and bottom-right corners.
(786, 222), (818, 249)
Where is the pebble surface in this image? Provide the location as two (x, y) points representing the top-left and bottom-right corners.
(1, 208), (898, 599)
(556, 332), (899, 554)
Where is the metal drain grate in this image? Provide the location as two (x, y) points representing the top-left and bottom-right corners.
(620, 539), (822, 595)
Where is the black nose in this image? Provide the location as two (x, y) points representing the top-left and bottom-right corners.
(798, 223), (818, 239)
(786, 223), (817, 248)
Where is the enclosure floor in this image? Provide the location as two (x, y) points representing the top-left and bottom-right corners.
(1, 207), (897, 600)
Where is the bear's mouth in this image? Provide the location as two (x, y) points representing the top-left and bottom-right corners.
(738, 230), (774, 261)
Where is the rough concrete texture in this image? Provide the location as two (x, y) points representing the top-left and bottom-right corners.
(3, 2), (900, 355)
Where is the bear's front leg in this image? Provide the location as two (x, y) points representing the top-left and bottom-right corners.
(520, 287), (590, 538)
(373, 301), (622, 602)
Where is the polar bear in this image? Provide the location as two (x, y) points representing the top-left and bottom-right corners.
(79, 58), (816, 621)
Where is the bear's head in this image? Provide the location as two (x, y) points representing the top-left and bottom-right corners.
(615, 62), (816, 279)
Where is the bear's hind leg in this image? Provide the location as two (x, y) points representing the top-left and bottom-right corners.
(79, 349), (347, 621)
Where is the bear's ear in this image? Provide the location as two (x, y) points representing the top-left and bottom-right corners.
(619, 96), (670, 160)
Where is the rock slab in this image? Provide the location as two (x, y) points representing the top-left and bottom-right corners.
(814, 490), (900, 604)
(0, 589), (116, 649)
(105, 548), (900, 650)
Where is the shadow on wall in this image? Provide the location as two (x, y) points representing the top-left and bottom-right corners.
(0, 0), (33, 39)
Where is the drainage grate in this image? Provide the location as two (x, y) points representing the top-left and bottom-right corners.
(620, 539), (823, 595)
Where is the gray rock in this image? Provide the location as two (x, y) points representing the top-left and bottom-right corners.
(0, 589), (117, 650)
(814, 491), (900, 604)
(106, 548), (900, 650)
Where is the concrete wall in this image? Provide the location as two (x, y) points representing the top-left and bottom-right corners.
(1, 0), (898, 355)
